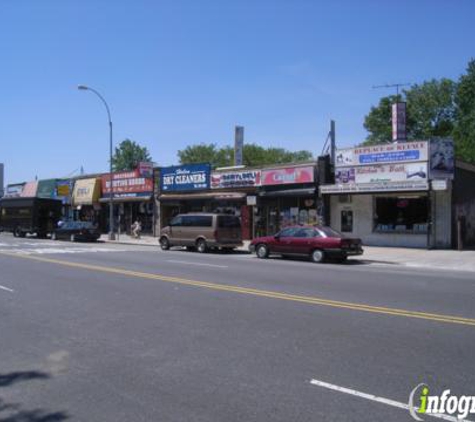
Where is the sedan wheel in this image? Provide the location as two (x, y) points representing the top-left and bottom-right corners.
(256, 244), (269, 259)
(51, 232), (57, 241)
(311, 249), (325, 263)
(70, 234), (76, 242)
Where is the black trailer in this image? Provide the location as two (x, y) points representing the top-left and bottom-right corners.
(0, 197), (62, 238)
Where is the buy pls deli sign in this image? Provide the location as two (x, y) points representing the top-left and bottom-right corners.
(261, 166), (314, 186)
(102, 170), (153, 196)
(211, 170), (261, 189)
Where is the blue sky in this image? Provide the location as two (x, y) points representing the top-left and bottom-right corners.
(1, 0), (474, 185)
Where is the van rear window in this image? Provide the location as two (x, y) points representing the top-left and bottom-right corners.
(218, 216), (241, 228)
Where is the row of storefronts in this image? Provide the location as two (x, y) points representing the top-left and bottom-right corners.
(4, 138), (475, 248)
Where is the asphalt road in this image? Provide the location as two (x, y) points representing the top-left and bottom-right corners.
(1, 233), (474, 422)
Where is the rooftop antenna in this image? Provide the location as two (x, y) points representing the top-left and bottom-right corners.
(372, 82), (411, 98)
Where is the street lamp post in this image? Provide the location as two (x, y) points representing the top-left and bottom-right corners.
(77, 85), (115, 240)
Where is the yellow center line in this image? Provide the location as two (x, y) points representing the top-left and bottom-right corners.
(2, 251), (475, 327)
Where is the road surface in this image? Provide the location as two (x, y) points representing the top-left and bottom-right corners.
(1, 233), (474, 421)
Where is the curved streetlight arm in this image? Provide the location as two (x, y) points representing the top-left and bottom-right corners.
(77, 84), (115, 240)
(78, 86), (112, 125)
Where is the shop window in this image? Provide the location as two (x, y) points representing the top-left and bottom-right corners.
(374, 197), (428, 233)
(341, 210), (353, 232)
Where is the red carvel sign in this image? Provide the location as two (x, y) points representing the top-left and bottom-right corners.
(261, 166), (314, 186)
(101, 169), (154, 194)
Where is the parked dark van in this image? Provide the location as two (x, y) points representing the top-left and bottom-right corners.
(159, 213), (243, 252)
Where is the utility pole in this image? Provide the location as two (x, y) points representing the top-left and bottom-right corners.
(330, 120), (336, 166)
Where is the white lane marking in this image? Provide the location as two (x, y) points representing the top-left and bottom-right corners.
(166, 259), (228, 269)
(309, 379), (469, 421)
(0, 284), (14, 293)
(0, 247), (129, 255)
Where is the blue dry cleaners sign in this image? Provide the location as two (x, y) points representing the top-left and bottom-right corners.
(160, 164), (211, 192)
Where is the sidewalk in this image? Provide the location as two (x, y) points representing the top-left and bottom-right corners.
(100, 235), (475, 272)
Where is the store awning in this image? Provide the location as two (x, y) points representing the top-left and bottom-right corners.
(99, 195), (152, 203)
(160, 192), (246, 201)
(259, 188), (316, 197)
(72, 178), (101, 206)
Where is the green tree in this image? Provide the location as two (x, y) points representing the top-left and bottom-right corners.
(454, 59), (475, 164)
(178, 142), (313, 168)
(363, 95), (400, 145)
(363, 79), (456, 145)
(112, 139), (152, 171)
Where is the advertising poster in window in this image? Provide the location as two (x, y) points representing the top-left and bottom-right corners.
(429, 138), (454, 180)
(160, 164), (211, 192)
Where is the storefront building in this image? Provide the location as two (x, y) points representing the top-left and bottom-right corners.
(37, 179), (74, 218)
(256, 163), (320, 237)
(320, 140), (453, 248)
(157, 165), (260, 240)
(100, 168), (154, 234)
(156, 162), (321, 239)
(158, 163), (212, 229)
(72, 177), (102, 224)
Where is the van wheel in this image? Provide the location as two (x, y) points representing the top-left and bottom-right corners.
(196, 239), (207, 253)
(256, 244), (269, 259)
(311, 249), (325, 263)
(160, 237), (170, 251)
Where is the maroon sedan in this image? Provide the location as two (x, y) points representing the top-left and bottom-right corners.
(249, 225), (363, 263)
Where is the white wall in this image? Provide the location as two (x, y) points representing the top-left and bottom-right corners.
(330, 194), (428, 248)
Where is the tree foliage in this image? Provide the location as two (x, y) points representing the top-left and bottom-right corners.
(112, 139), (152, 171)
(178, 143), (313, 168)
(363, 79), (456, 146)
(453, 59), (475, 164)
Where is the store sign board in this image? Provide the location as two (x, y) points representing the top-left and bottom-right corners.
(431, 180), (448, 191)
(211, 170), (261, 189)
(261, 166), (314, 186)
(335, 141), (428, 167)
(392, 102), (407, 141)
(160, 163), (210, 192)
(138, 162), (154, 178)
(246, 195), (257, 206)
(335, 163), (428, 184)
(102, 169), (153, 196)
(320, 181), (429, 194)
(429, 138), (454, 180)
(234, 126), (244, 166)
